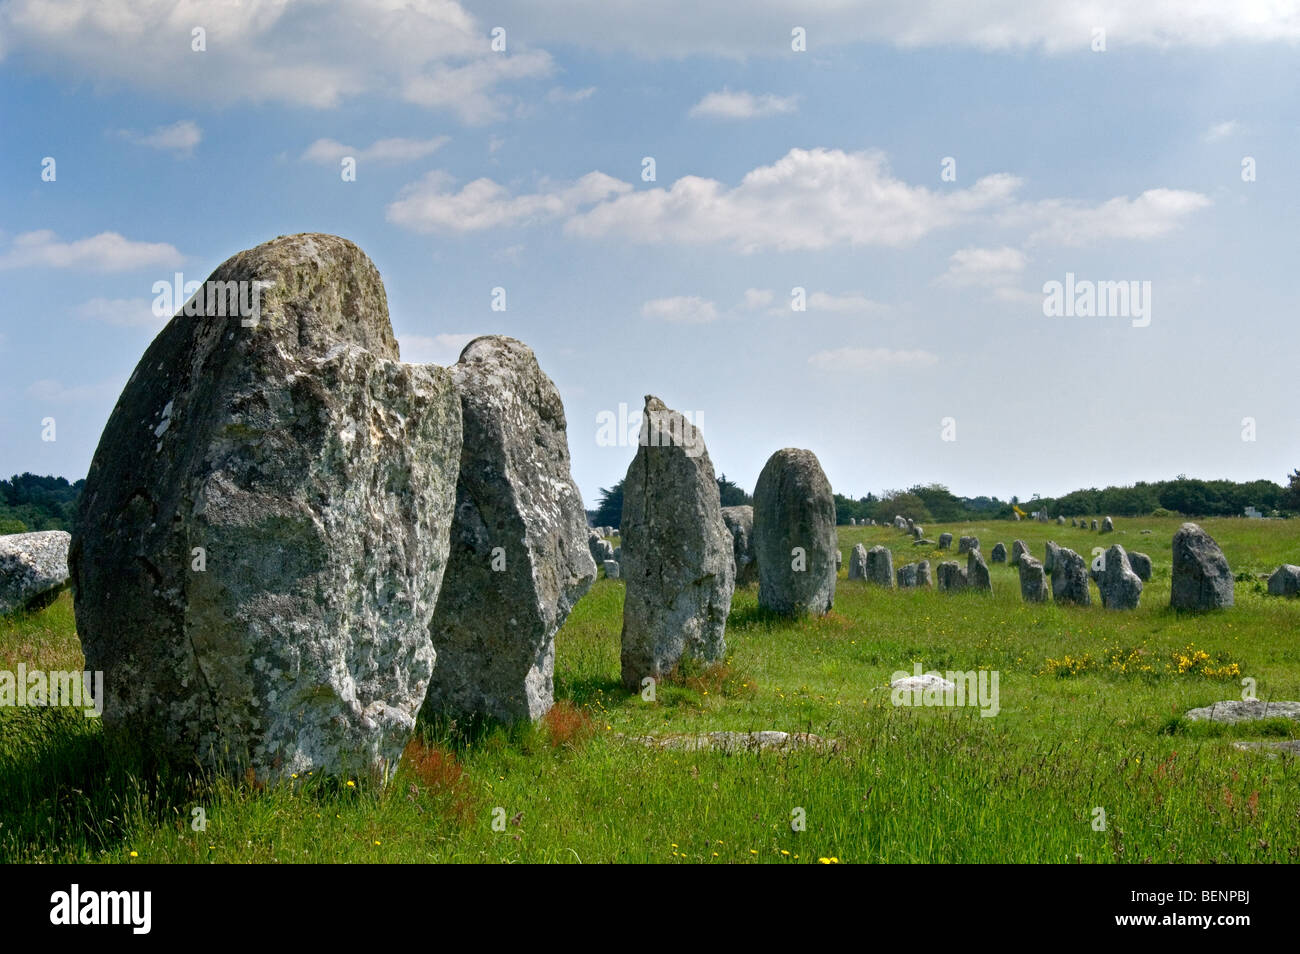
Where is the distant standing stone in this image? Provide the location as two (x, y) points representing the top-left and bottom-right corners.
(1010, 540), (1029, 567)
(938, 533), (953, 549)
(957, 535), (978, 555)
(1044, 540), (1060, 575)
(1267, 564), (1300, 597)
(912, 525), (923, 540)
(1127, 551), (1152, 582)
(848, 543), (868, 581)
(1100, 516), (1114, 534)
(916, 560), (933, 586)
(1056, 516), (1065, 525)
(1050, 546), (1091, 606)
(897, 563), (918, 587)
(937, 561), (968, 592)
(866, 545), (894, 586)
(0, 530), (71, 616)
(1018, 556), (1048, 602)
(603, 560), (621, 579)
(967, 549), (992, 592)
(836, 549), (843, 572)
(721, 505), (758, 587)
(753, 448), (837, 617)
(1090, 519), (1098, 531)
(1091, 544), (1142, 610)
(1170, 522), (1234, 611)
(990, 542), (1007, 563)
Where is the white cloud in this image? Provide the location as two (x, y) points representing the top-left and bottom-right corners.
(470, 2), (1300, 56)
(546, 86), (596, 103)
(689, 89), (797, 119)
(1204, 120), (1239, 142)
(939, 246), (1027, 286)
(0, 231), (183, 271)
(302, 136), (449, 165)
(117, 120), (201, 156)
(387, 170), (632, 233)
(74, 296), (163, 328)
(397, 332), (478, 366)
(741, 288), (774, 309)
(26, 377), (124, 403)
(0, 0), (552, 123)
(1014, 189), (1212, 246)
(567, 148), (1021, 252)
(807, 347), (939, 371)
(641, 296), (718, 323)
(808, 291), (889, 314)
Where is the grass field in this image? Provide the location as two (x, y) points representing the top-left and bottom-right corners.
(2, 516), (1298, 863)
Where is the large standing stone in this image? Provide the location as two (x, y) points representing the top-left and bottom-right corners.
(620, 396), (734, 689)
(865, 545), (894, 586)
(721, 505), (758, 586)
(1100, 516), (1114, 533)
(967, 549), (992, 592)
(1127, 551), (1152, 582)
(1091, 543), (1142, 610)
(990, 542), (1007, 564)
(588, 531), (614, 565)
(1050, 547), (1091, 606)
(70, 233), (462, 783)
(916, 560), (933, 586)
(0, 530), (71, 615)
(1010, 540), (1029, 567)
(896, 563), (918, 587)
(1044, 540), (1060, 575)
(847, 543), (869, 581)
(753, 448), (836, 616)
(911, 525), (923, 540)
(937, 561), (968, 592)
(1018, 556), (1048, 602)
(957, 535), (978, 555)
(423, 336), (597, 726)
(938, 533), (953, 549)
(1267, 564), (1300, 597)
(603, 560), (621, 579)
(1170, 522), (1234, 610)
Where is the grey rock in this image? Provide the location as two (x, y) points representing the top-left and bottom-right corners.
(912, 538), (934, 546)
(0, 530), (71, 615)
(936, 561), (967, 592)
(836, 549), (843, 571)
(957, 535), (978, 555)
(1091, 543), (1142, 610)
(424, 336), (596, 727)
(990, 542), (1007, 563)
(70, 233), (461, 783)
(896, 563), (918, 587)
(1044, 540), (1060, 574)
(589, 531), (614, 565)
(1170, 522), (1233, 610)
(1232, 740), (1300, 757)
(1010, 540), (1029, 567)
(1127, 551), (1152, 581)
(1267, 564), (1300, 597)
(753, 448), (836, 617)
(1090, 519), (1098, 531)
(1050, 546), (1091, 606)
(916, 560), (933, 586)
(721, 505), (758, 586)
(619, 396), (734, 689)
(1018, 555), (1048, 602)
(633, 730), (835, 753)
(967, 548), (992, 592)
(1185, 700), (1300, 725)
(1100, 516), (1114, 534)
(938, 533), (953, 549)
(603, 559), (621, 579)
(847, 543), (868, 581)
(1056, 515), (1065, 525)
(865, 545), (894, 586)
(911, 524), (923, 540)
(1070, 518), (1077, 527)
(1140, 529), (1153, 534)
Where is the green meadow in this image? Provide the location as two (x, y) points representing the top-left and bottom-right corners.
(2, 516), (1297, 863)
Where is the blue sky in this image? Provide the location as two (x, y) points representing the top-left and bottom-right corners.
(1, 1), (1297, 507)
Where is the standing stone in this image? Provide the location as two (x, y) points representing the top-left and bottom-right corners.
(1050, 547), (1091, 606)
(865, 545), (894, 586)
(721, 505), (758, 586)
(967, 549), (992, 592)
(836, 549), (843, 571)
(1090, 519), (1098, 531)
(937, 561), (968, 592)
(849, 517), (857, 526)
(897, 563), (918, 587)
(620, 396), (735, 689)
(916, 560), (933, 586)
(1091, 544), (1141, 610)
(1267, 565), (1300, 597)
(1100, 516), (1114, 534)
(990, 542), (1007, 564)
(848, 543), (869, 581)
(603, 560), (621, 579)
(70, 233), (462, 783)
(1070, 518), (1077, 527)
(938, 533), (953, 549)
(1170, 522), (1234, 610)
(912, 525), (923, 540)
(753, 448), (836, 617)
(0, 530), (71, 615)
(906, 518), (915, 532)
(1056, 515), (1066, 525)
(424, 336), (597, 727)
(957, 535), (979, 555)
(589, 530), (614, 565)
(1127, 551), (1152, 582)
(1044, 540), (1060, 575)
(1018, 556), (1048, 602)
(1010, 540), (1029, 567)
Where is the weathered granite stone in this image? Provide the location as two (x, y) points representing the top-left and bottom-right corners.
(990, 542), (1007, 564)
(753, 448), (836, 617)
(589, 531), (614, 565)
(619, 396), (734, 689)
(0, 530), (70, 615)
(1185, 700), (1300, 725)
(1127, 551), (1152, 582)
(938, 533), (953, 549)
(1010, 539), (1029, 567)
(848, 543), (868, 581)
(1090, 519), (1098, 531)
(1044, 540), (1060, 575)
(937, 561), (967, 592)
(603, 559), (620, 579)
(866, 545), (894, 586)
(1056, 516), (1065, 525)
(957, 535), (978, 555)
(70, 233), (462, 783)
(1050, 547), (1091, 606)
(911, 525), (923, 540)
(1170, 522), (1234, 610)
(424, 336), (597, 727)
(1018, 555), (1048, 602)
(896, 563), (918, 587)
(1267, 564), (1300, 597)
(721, 505), (758, 586)
(967, 548), (992, 592)
(916, 560), (933, 586)
(1100, 516), (1114, 534)
(1091, 543), (1142, 610)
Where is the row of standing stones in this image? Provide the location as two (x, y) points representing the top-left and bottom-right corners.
(2, 233), (1298, 779)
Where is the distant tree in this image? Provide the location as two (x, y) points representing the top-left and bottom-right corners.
(592, 480), (624, 528)
(717, 473), (751, 507)
(1282, 470), (1300, 512)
